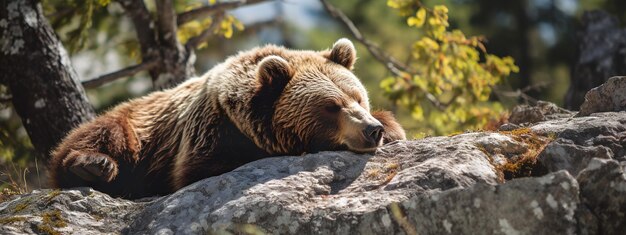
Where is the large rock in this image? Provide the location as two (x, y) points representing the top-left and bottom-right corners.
(538, 138), (612, 176)
(577, 158), (626, 234)
(0, 188), (143, 234)
(1, 111), (625, 234)
(577, 76), (626, 116)
(399, 171), (580, 234)
(508, 101), (574, 125)
(126, 134), (507, 234)
(531, 111), (626, 174)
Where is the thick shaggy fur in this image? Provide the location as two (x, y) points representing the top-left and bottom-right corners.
(50, 39), (406, 198)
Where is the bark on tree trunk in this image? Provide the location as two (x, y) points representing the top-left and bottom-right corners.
(0, 0), (95, 158)
(117, 0), (196, 90)
(515, 0), (533, 95)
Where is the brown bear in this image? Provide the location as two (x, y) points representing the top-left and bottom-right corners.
(50, 39), (406, 199)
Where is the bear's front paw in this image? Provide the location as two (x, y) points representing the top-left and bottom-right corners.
(65, 153), (119, 183)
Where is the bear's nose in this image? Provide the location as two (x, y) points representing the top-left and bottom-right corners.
(363, 124), (384, 145)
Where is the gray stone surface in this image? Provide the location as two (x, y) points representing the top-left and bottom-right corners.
(399, 171), (580, 235)
(531, 112), (626, 163)
(127, 135), (506, 234)
(538, 138), (612, 176)
(1, 111), (625, 234)
(508, 101), (573, 125)
(578, 76), (626, 116)
(577, 158), (626, 234)
(0, 188), (143, 234)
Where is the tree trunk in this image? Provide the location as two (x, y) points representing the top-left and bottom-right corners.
(117, 0), (196, 90)
(564, 10), (626, 110)
(0, 0), (95, 159)
(514, 0), (532, 95)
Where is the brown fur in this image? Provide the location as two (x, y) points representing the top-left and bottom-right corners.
(50, 39), (406, 198)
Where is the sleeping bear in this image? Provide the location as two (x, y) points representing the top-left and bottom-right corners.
(50, 39), (406, 199)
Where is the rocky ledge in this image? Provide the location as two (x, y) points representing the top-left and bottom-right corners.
(1, 77), (626, 235)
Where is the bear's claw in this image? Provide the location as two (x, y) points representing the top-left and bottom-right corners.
(67, 154), (118, 183)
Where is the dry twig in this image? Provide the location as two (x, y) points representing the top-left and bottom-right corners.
(177, 0), (271, 26)
(82, 59), (159, 88)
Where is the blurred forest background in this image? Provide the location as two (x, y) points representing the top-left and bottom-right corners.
(1, 0), (625, 192)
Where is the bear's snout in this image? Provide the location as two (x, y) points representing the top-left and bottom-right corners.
(337, 102), (386, 153)
(363, 124), (384, 146)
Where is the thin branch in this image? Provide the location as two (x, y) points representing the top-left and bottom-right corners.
(186, 15), (281, 49)
(82, 59), (159, 88)
(520, 81), (549, 93)
(319, 0), (446, 110)
(494, 89), (538, 105)
(243, 17), (283, 32)
(186, 13), (225, 49)
(494, 82), (572, 112)
(319, 0), (414, 75)
(45, 7), (74, 20)
(177, 0), (271, 26)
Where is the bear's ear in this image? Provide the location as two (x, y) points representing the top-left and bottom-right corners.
(328, 38), (357, 69)
(256, 55), (293, 93)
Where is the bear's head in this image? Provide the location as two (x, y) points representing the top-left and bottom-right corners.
(254, 38), (391, 154)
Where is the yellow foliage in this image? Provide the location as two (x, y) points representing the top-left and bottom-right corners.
(176, 14), (244, 48)
(407, 8), (426, 27)
(216, 15), (245, 39)
(382, 0), (519, 135)
(177, 20), (211, 44)
(387, 0), (419, 16)
(97, 0), (110, 6)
